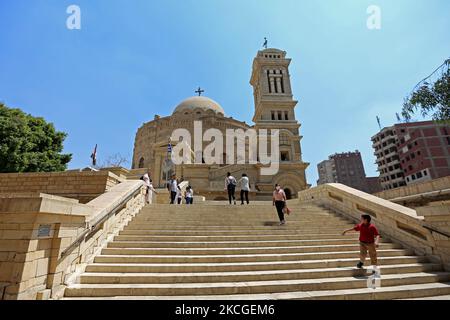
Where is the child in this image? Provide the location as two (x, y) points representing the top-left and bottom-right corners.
(342, 215), (380, 269)
(185, 186), (194, 205)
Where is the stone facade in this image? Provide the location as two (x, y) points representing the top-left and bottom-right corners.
(132, 48), (309, 199)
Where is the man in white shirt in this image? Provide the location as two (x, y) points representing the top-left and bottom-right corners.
(238, 173), (250, 205)
(168, 174), (178, 204)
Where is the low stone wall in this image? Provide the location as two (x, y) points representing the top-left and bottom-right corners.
(374, 176), (450, 205)
(0, 180), (145, 300)
(416, 202), (450, 232)
(298, 183), (450, 269)
(0, 171), (122, 203)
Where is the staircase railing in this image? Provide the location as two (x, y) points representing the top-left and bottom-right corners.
(60, 184), (143, 259)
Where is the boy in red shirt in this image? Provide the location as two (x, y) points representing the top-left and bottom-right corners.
(342, 215), (380, 269)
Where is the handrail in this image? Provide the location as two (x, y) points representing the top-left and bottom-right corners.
(60, 185), (143, 259)
(422, 223), (450, 239)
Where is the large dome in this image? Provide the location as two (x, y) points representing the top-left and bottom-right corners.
(173, 96), (225, 116)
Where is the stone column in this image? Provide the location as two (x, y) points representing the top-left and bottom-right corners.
(276, 77), (282, 94)
(269, 77), (276, 93)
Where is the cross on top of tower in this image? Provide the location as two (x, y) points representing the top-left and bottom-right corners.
(195, 87), (205, 96)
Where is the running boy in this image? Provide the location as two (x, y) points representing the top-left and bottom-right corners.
(342, 215), (380, 269)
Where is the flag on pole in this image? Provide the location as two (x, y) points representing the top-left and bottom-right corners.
(396, 113), (402, 122)
(376, 116), (381, 130)
(90, 144), (97, 167)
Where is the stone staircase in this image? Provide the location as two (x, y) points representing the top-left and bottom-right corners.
(64, 203), (450, 300)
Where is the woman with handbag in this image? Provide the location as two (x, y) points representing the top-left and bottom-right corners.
(273, 184), (287, 225)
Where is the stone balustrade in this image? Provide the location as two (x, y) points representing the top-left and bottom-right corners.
(374, 176), (450, 206)
(0, 171), (122, 204)
(298, 183), (450, 270)
(0, 180), (145, 300)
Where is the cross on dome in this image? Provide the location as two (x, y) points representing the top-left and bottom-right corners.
(195, 87), (205, 96)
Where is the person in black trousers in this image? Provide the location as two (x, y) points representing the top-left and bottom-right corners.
(168, 174), (178, 204)
(273, 184), (287, 225)
(224, 172), (237, 205)
(238, 173), (250, 205)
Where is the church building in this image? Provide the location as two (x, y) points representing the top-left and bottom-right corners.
(132, 48), (310, 200)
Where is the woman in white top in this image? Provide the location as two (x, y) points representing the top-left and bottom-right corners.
(147, 179), (157, 204)
(237, 173), (250, 205)
(176, 186), (183, 205)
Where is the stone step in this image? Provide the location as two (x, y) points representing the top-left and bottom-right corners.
(101, 243), (400, 256)
(128, 221), (346, 227)
(64, 282), (450, 300)
(93, 249), (411, 264)
(120, 224), (350, 231)
(79, 264), (442, 284)
(126, 222), (352, 229)
(115, 232), (360, 242)
(120, 226), (356, 237)
(139, 205), (327, 211)
(127, 220), (353, 228)
(402, 294), (450, 300)
(107, 238), (369, 249)
(64, 272), (450, 297)
(84, 256), (427, 273)
(138, 212), (334, 216)
(133, 213), (339, 220)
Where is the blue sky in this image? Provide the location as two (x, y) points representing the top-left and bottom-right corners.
(0, 0), (449, 185)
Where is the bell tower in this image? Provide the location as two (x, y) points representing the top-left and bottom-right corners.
(250, 49), (297, 126)
(250, 48), (307, 165)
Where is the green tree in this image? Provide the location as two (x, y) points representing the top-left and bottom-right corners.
(402, 60), (450, 122)
(0, 103), (72, 173)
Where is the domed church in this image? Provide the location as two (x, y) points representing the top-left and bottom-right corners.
(132, 48), (310, 200)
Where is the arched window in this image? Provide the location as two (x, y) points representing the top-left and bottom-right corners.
(138, 157), (145, 169)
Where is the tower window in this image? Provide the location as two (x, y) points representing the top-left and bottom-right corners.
(267, 70), (272, 93)
(271, 111), (275, 120)
(138, 157), (145, 169)
(285, 112), (289, 120)
(281, 152), (290, 162)
(278, 112), (282, 120)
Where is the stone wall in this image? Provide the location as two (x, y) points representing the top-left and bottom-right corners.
(0, 181), (145, 300)
(416, 202), (450, 232)
(0, 171), (122, 203)
(374, 176), (450, 205)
